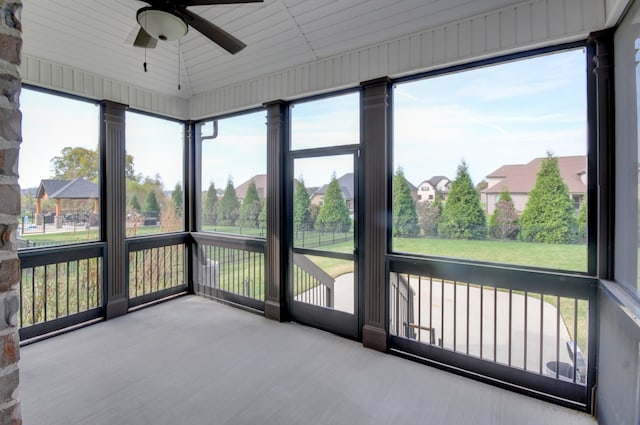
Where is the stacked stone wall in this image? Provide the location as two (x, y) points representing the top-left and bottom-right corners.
(0, 1), (22, 424)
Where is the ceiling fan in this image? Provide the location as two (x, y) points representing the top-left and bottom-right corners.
(132, 0), (263, 54)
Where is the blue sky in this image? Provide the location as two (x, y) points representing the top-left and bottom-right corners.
(19, 48), (586, 191)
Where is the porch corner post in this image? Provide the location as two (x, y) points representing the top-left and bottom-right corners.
(185, 120), (197, 294)
(361, 77), (391, 351)
(101, 100), (128, 319)
(264, 100), (289, 321)
(588, 29), (615, 281)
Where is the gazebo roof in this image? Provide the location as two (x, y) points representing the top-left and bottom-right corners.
(36, 178), (99, 200)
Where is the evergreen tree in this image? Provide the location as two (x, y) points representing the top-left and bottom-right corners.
(130, 195), (141, 212)
(315, 173), (351, 232)
(203, 181), (218, 225)
(143, 190), (160, 215)
(439, 161), (487, 239)
(393, 168), (419, 236)
(577, 199), (587, 242)
(308, 204), (321, 230)
(217, 178), (240, 226)
(489, 187), (519, 239)
(258, 199), (267, 229)
(294, 177), (311, 231)
(519, 153), (578, 243)
(171, 182), (184, 216)
(238, 180), (261, 228)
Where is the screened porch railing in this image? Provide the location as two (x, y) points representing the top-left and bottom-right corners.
(192, 232), (266, 312)
(18, 243), (105, 341)
(126, 233), (188, 309)
(388, 255), (597, 410)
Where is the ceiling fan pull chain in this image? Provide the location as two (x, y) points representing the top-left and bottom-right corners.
(144, 47), (148, 72)
(177, 41), (181, 90)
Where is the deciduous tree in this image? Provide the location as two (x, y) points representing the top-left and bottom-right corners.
(489, 187), (519, 239)
(416, 197), (441, 237)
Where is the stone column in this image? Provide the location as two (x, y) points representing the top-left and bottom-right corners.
(0, 2), (22, 424)
(361, 78), (390, 351)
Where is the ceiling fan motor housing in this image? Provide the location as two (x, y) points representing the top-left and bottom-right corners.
(137, 7), (188, 41)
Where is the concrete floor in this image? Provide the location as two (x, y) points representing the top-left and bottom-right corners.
(19, 296), (597, 425)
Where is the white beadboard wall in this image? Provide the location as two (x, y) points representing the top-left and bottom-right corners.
(190, 0), (608, 120)
(22, 0), (622, 120)
(22, 54), (189, 119)
(605, 0), (633, 25)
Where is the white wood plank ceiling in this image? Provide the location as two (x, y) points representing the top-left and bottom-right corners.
(21, 0), (618, 118)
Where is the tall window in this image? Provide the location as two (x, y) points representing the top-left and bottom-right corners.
(19, 89), (100, 248)
(125, 111), (184, 237)
(291, 93), (359, 150)
(393, 49), (588, 272)
(613, 0), (640, 298)
(199, 110), (266, 237)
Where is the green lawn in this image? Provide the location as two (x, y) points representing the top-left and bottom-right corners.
(20, 225), (167, 246)
(393, 237), (586, 272)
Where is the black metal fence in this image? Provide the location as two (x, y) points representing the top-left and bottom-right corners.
(193, 232), (266, 311)
(388, 255), (597, 410)
(18, 243), (105, 341)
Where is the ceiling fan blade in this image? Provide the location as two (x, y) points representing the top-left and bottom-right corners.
(182, 9), (246, 54)
(182, 1), (263, 5)
(133, 27), (158, 48)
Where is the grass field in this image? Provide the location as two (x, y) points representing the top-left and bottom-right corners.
(393, 238), (587, 272)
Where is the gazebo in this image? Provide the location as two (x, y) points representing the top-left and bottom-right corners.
(35, 178), (99, 228)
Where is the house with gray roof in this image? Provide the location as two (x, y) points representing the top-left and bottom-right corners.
(310, 173), (355, 212)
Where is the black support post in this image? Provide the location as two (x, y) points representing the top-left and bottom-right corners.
(360, 77), (391, 351)
(185, 121), (197, 293)
(589, 29), (615, 281)
(264, 101), (288, 321)
(100, 101), (128, 319)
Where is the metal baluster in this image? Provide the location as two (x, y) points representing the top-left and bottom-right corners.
(429, 277), (433, 345)
(556, 295), (560, 379)
(466, 282), (470, 355)
(539, 292), (544, 374)
(441, 278), (445, 348)
(508, 289), (512, 367)
(493, 286), (497, 363)
(524, 291), (528, 371)
(418, 276), (422, 342)
(43, 264), (48, 321)
(55, 263), (59, 318)
(573, 298), (578, 383)
(480, 284), (484, 359)
(453, 280), (457, 351)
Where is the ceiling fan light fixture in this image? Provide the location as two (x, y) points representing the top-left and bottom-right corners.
(137, 7), (188, 41)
